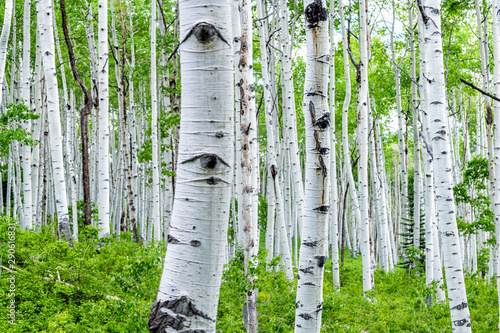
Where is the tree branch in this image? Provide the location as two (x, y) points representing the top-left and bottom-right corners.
(459, 78), (500, 103)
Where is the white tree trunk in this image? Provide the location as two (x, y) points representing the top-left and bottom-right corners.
(295, 1), (330, 331)
(0, 0), (12, 110)
(237, 0), (259, 330)
(329, 0), (340, 287)
(21, 0), (33, 230)
(357, 0), (374, 294)
(36, 0), (73, 246)
(150, 1), (234, 331)
(97, 0), (111, 238)
(420, 1), (471, 330)
(151, 0), (161, 241)
(491, 0), (500, 330)
(338, 0), (362, 260)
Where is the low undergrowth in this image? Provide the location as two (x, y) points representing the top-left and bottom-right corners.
(0, 216), (497, 332)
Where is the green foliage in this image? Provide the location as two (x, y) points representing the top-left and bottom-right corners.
(0, 220), (498, 332)
(217, 249), (295, 332)
(0, 103), (40, 157)
(0, 216), (164, 332)
(453, 156), (494, 239)
(68, 200), (100, 240)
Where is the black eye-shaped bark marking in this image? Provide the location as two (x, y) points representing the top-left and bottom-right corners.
(313, 205), (329, 214)
(305, 0), (328, 28)
(194, 23), (216, 44)
(181, 153), (230, 169)
(200, 154), (218, 169)
(181, 22), (230, 47)
(190, 240), (201, 247)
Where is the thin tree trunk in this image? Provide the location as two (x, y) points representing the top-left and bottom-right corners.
(420, 1), (471, 330)
(36, 0), (73, 246)
(357, 0), (375, 294)
(151, 0), (161, 241)
(59, 0), (95, 227)
(491, 0), (500, 330)
(0, 0), (12, 109)
(97, 0), (111, 237)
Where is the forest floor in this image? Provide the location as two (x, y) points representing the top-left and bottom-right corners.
(0, 216), (498, 332)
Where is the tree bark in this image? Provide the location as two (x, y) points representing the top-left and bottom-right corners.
(420, 0), (472, 330)
(149, 1), (234, 331)
(295, 0), (330, 331)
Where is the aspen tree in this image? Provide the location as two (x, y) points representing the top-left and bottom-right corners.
(491, 0), (500, 329)
(149, 1), (234, 331)
(279, 1), (305, 238)
(338, 0), (362, 260)
(21, 0), (33, 230)
(329, 0), (340, 287)
(295, 0), (330, 331)
(97, 0), (111, 238)
(256, 0), (293, 280)
(151, 0), (161, 241)
(0, 0), (12, 110)
(237, 0), (259, 330)
(357, 0), (374, 293)
(420, 0), (471, 330)
(409, 1), (421, 249)
(35, 0), (73, 246)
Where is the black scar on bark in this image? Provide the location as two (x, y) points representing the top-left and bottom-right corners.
(148, 297), (212, 333)
(270, 165), (277, 179)
(299, 266), (314, 274)
(315, 113), (330, 129)
(313, 205), (329, 214)
(200, 154), (218, 169)
(315, 255), (326, 267)
(450, 302), (468, 310)
(316, 155), (328, 177)
(180, 330), (207, 333)
(304, 0), (328, 28)
(167, 235), (180, 244)
(298, 312), (314, 320)
(206, 177), (222, 185)
(241, 123), (251, 135)
(215, 131), (225, 138)
(193, 23), (217, 44)
(190, 240), (201, 247)
(303, 282), (316, 286)
(303, 240), (318, 247)
(453, 318), (469, 327)
(181, 153), (230, 168)
(314, 131), (329, 155)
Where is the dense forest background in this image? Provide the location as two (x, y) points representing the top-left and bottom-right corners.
(0, 0), (500, 331)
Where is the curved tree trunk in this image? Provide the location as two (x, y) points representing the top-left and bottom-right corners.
(149, 1), (234, 331)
